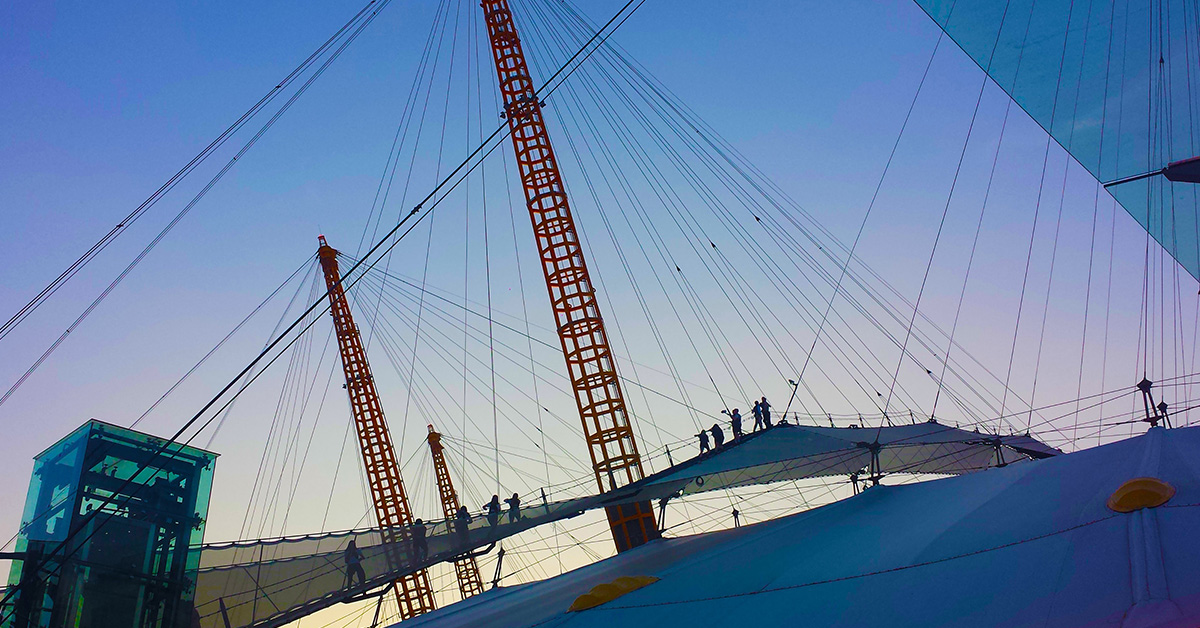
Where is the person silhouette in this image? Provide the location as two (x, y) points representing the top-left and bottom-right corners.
(731, 408), (743, 439)
(752, 400), (764, 432)
(343, 539), (366, 588)
(698, 430), (710, 454)
(411, 519), (428, 562)
(455, 505), (472, 546)
(711, 423), (725, 448)
(504, 493), (521, 523)
(484, 494), (502, 528)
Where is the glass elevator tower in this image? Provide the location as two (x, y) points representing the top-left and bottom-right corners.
(3, 420), (216, 628)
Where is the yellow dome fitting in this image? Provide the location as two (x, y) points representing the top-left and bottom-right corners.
(1107, 477), (1176, 513)
(568, 575), (660, 612)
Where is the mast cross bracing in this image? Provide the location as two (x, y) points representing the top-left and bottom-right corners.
(479, 0), (660, 552)
(427, 424), (486, 599)
(318, 236), (437, 618)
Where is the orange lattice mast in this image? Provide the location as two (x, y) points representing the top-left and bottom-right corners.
(478, 0), (660, 552)
(317, 236), (437, 617)
(427, 424), (485, 599)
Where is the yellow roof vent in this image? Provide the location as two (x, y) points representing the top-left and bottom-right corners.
(568, 575), (660, 612)
(1107, 477), (1176, 513)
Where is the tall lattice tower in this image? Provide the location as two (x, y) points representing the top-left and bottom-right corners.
(478, 0), (660, 552)
(426, 424), (486, 599)
(317, 236), (437, 618)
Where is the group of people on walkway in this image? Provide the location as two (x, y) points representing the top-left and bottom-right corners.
(343, 492), (525, 589)
(452, 493), (522, 545)
(483, 493), (523, 528)
(698, 396), (774, 454)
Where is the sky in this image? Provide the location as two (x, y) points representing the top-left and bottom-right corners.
(2, 0), (1198, 624)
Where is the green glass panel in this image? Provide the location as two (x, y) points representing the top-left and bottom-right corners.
(4, 420), (216, 628)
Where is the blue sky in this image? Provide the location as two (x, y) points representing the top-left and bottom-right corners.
(2, 0), (1194, 619)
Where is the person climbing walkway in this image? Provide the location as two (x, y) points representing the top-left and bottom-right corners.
(455, 505), (472, 547)
(484, 494), (502, 528)
(343, 539), (366, 589)
(711, 423), (725, 448)
(760, 397), (773, 428)
(731, 408), (743, 439)
(504, 492), (521, 523)
(752, 400), (764, 432)
(698, 429), (710, 454)
(411, 519), (428, 562)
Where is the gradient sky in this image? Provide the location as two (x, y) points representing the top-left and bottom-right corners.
(2, 0), (1196, 623)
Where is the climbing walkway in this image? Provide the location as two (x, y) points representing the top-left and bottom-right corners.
(193, 494), (608, 628)
(192, 422), (1057, 628)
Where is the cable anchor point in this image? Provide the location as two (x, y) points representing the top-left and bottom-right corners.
(1137, 378), (1172, 428)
